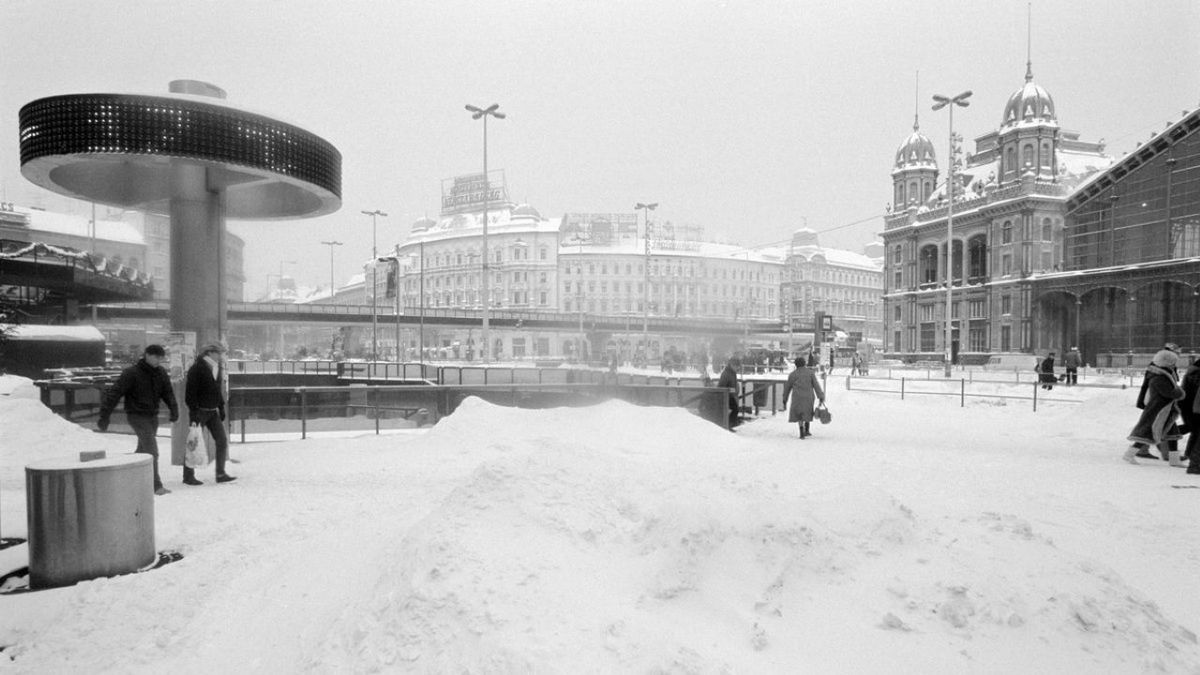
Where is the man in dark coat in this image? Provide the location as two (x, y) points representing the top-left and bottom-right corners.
(1124, 349), (1184, 465)
(98, 344), (179, 495)
(184, 342), (236, 485)
(717, 356), (742, 430)
(1037, 352), (1057, 390)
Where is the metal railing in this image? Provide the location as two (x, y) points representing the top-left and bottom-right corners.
(843, 374), (1107, 411)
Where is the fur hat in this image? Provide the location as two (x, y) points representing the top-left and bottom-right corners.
(1152, 349), (1179, 368)
(144, 344), (166, 357)
(198, 342), (227, 356)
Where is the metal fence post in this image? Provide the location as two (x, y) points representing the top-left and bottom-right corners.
(240, 418), (246, 444)
(1032, 382), (1038, 412)
(961, 378), (965, 407)
(901, 377), (905, 400)
(300, 388), (307, 439)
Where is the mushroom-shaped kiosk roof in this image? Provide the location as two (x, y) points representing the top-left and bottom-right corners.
(19, 88), (341, 220)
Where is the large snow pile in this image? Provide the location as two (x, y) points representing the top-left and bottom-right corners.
(1, 372), (1198, 672)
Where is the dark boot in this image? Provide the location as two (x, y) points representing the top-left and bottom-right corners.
(182, 467), (204, 486)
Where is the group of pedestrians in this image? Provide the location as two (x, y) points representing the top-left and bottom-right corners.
(1123, 344), (1200, 474)
(1036, 346), (1083, 390)
(98, 342), (237, 495)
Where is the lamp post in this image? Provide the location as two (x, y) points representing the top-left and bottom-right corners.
(417, 240), (425, 365)
(570, 234), (589, 362)
(932, 89), (971, 378)
(636, 202), (658, 363)
(466, 103), (506, 363)
(320, 240), (343, 303)
(362, 209), (388, 360)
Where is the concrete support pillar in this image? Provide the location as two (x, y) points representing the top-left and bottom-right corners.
(169, 162), (226, 349)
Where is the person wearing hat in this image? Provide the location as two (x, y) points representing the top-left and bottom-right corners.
(1123, 348), (1185, 465)
(97, 344), (179, 496)
(183, 342), (236, 484)
(782, 356), (825, 439)
(1037, 352), (1057, 390)
(1063, 346), (1082, 386)
(717, 356), (742, 430)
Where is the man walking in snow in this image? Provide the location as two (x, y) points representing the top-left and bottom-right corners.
(1063, 346), (1082, 385)
(1124, 349), (1185, 465)
(1037, 352), (1057, 390)
(97, 344), (179, 495)
(717, 356), (742, 430)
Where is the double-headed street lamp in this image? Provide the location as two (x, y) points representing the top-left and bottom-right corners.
(466, 103), (505, 363)
(362, 209), (388, 360)
(636, 202), (658, 361)
(320, 240), (343, 302)
(932, 89), (971, 378)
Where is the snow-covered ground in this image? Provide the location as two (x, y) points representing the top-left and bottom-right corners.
(1, 372), (1198, 673)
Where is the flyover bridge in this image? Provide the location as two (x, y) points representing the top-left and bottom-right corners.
(91, 301), (799, 336)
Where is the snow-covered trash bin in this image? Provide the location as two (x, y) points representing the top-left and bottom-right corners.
(25, 453), (155, 589)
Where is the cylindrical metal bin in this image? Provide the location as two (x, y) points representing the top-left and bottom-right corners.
(25, 454), (156, 589)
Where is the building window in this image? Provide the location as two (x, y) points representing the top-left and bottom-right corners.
(1001, 254), (1012, 275)
(1000, 325), (1012, 351)
(1001, 295), (1012, 315)
(1042, 218), (1053, 241)
(893, 305), (902, 322)
(1002, 220), (1013, 244)
(968, 325), (987, 352)
(920, 323), (936, 351)
(968, 300), (986, 318)
(919, 304), (935, 321)
(893, 330), (902, 351)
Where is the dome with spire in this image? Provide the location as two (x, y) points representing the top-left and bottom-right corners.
(893, 126), (937, 172)
(1002, 63), (1056, 128)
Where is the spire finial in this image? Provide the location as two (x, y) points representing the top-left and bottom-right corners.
(913, 70), (920, 131)
(1025, 2), (1034, 82)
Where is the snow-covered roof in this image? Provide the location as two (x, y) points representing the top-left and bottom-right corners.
(788, 245), (884, 271)
(5, 324), (106, 342)
(17, 208), (144, 245)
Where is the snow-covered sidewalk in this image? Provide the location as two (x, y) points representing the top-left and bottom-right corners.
(1, 373), (1198, 672)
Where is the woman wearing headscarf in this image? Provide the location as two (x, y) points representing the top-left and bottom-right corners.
(782, 357), (825, 439)
(1124, 348), (1184, 465)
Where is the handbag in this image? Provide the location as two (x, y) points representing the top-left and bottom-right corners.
(816, 403), (831, 425)
(184, 424), (207, 468)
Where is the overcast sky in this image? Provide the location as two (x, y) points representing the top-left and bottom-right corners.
(2, 0), (1197, 297)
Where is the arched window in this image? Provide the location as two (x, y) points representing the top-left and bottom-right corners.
(1006, 147), (1016, 175)
(968, 235), (988, 279)
(1042, 217), (1053, 241)
(919, 244), (939, 285)
(1041, 142), (1052, 167)
(895, 183), (905, 206)
(1022, 144), (1034, 169)
(909, 181), (918, 203)
(1002, 220), (1013, 244)
(923, 180), (933, 201)
(892, 245), (903, 264)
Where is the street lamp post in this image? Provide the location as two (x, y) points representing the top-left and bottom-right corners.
(466, 103), (506, 363)
(636, 202), (658, 363)
(320, 240), (343, 302)
(570, 234), (589, 362)
(362, 209), (388, 360)
(932, 89), (972, 378)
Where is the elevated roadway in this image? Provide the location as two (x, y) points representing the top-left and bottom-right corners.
(91, 301), (800, 336)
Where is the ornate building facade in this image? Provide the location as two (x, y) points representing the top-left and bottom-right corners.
(881, 61), (1112, 363)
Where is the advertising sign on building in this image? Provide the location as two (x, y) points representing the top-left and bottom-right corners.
(440, 171), (508, 215)
(561, 213), (640, 246)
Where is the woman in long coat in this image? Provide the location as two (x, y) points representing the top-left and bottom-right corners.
(1124, 349), (1184, 464)
(782, 357), (825, 439)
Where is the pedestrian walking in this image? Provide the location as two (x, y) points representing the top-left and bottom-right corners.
(1037, 352), (1057, 390)
(1063, 346), (1082, 385)
(850, 352), (862, 376)
(97, 344), (179, 495)
(1179, 353), (1200, 474)
(782, 357), (825, 439)
(1123, 348), (1185, 465)
(182, 342), (237, 485)
(717, 356), (742, 430)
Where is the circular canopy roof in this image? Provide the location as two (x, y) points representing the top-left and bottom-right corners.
(19, 93), (342, 220)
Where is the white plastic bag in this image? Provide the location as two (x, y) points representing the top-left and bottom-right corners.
(184, 424), (206, 468)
